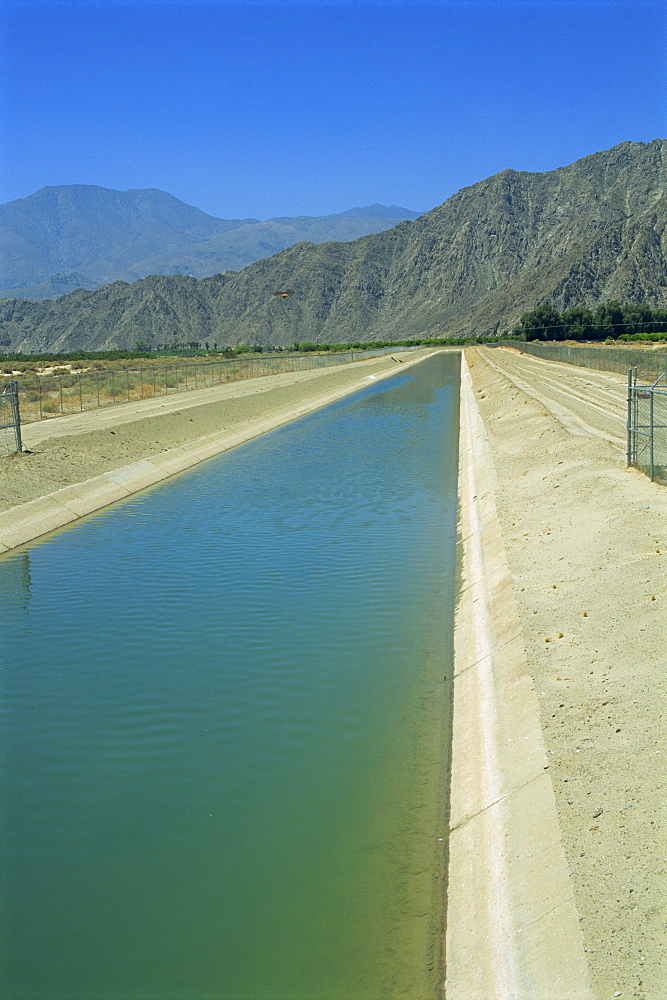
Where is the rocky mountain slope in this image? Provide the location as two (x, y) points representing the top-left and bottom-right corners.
(1, 140), (665, 353)
(0, 185), (421, 299)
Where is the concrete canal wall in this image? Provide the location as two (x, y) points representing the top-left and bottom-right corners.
(0, 351), (438, 553)
(445, 354), (593, 999)
(1, 347), (594, 997)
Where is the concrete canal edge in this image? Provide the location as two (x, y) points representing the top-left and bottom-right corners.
(1, 348), (592, 996)
(0, 351), (439, 553)
(445, 355), (593, 999)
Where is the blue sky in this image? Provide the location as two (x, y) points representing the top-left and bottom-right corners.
(1, 0), (665, 219)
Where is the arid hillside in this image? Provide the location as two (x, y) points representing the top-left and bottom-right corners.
(1, 139), (665, 352)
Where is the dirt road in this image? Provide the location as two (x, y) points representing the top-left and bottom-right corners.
(480, 346), (628, 445)
(470, 346), (666, 1000)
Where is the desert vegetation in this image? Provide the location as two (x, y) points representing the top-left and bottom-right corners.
(519, 302), (667, 342)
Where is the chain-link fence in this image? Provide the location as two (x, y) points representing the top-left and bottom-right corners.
(627, 370), (667, 485)
(2, 346), (418, 426)
(1, 380), (22, 456)
(494, 340), (667, 382)
(491, 340), (667, 486)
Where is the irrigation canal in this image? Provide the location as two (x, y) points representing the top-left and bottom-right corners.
(1, 352), (460, 1000)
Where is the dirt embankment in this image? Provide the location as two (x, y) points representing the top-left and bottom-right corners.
(467, 346), (666, 1000)
(0, 354), (428, 514)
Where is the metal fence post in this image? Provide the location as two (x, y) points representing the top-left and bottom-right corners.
(11, 380), (22, 453)
(627, 368), (633, 467)
(649, 388), (655, 482)
(14, 382), (22, 452)
(633, 368), (638, 468)
(1, 381), (23, 454)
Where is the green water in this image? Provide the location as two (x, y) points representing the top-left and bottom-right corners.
(0, 352), (460, 1000)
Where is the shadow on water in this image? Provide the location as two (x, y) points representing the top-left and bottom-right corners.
(0, 549), (31, 614)
(0, 352), (460, 1000)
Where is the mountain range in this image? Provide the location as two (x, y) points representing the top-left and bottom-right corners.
(0, 186), (422, 300)
(1, 139), (665, 353)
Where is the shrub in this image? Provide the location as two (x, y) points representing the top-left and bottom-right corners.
(100, 377), (126, 397)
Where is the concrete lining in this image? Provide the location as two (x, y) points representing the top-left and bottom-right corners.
(1, 348), (596, 997)
(0, 352), (436, 554)
(445, 355), (594, 999)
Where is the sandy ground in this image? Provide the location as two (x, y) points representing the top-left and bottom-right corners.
(468, 347), (666, 1000)
(2, 346), (665, 998)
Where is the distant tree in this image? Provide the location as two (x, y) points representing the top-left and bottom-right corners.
(561, 306), (594, 341)
(520, 304), (563, 340)
(622, 303), (653, 337)
(517, 301), (667, 342)
(593, 301), (624, 339)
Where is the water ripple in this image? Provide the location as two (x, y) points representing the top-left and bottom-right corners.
(1, 353), (460, 1000)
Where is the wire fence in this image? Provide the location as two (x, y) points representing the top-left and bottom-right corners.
(1, 380), (22, 457)
(494, 340), (667, 382)
(492, 340), (667, 486)
(627, 370), (667, 485)
(2, 346), (417, 427)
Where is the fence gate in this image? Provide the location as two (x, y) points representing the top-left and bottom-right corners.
(627, 368), (667, 484)
(1, 380), (23, 456)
